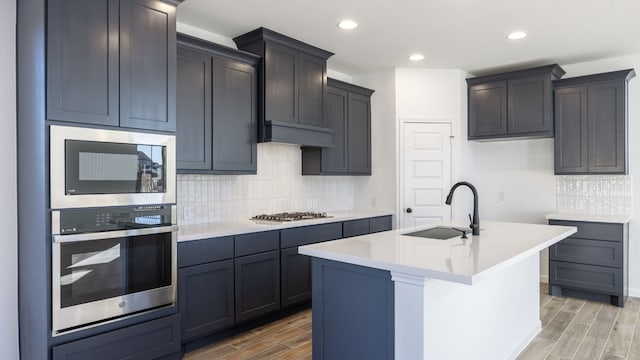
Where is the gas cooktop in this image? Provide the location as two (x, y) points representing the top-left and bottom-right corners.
(251, 212), (332, 224)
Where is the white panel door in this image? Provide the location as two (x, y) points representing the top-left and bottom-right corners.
(401, 122), (452, 228)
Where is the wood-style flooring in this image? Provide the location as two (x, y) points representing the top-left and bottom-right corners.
(184, 284), (640, 360)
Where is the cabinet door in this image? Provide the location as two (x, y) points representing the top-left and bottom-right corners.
(47, 0), (119, 126)
(298, 52), (326, 127)
(321, 85), (349, 173)
(281, 247), (312, 307)
(588, 81), (626, 173)
(178, 260), (234, 341)
(347, 92), (372, 174)
(508, 75), (552, 135)
(119, 0), (176, 131)
(265, 42), (298, 124)
(554, 86), (588, 174)
(235, 250), (280, 322)
(468, 81), (507, 138)
(176, 46), (212, 171)
(211, 57), (257, 173)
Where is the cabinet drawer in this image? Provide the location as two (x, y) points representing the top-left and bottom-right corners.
(549, 220), (623, 242)
(343, 219), (370, 238)
(235, 230), (279, 257)
(369, 216), (392, 233)
(52, 315), (181, 360)
(549, 261), (622, 295)
(178, 236), (234, 268)
(280, 222), (342, 248)
(550, 238), (622, 268)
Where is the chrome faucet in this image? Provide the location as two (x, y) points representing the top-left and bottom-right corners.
(445, 181), (479, 236)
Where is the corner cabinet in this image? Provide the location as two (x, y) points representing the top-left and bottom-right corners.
(47, 0), (177, 132)
(554, 69), (635, 175)
(176, 34), (259, 174)
(302, 78), (374, 175)
(234, 27), (335, 147)
(549, 220), (629, 307)
(467, 64), (565, 140)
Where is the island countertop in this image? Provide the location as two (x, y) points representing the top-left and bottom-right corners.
(299, 221), (576, 285)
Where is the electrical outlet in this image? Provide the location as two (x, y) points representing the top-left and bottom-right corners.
(498, 192), (505, 202)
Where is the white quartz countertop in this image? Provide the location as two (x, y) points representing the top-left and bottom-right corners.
(299, 221), (576, 285)
(546, 212), (632, 224)
(177, 210), (394, 242)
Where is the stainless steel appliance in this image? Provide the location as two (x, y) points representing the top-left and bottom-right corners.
(251, 212), (331, 224)
(51, 205), (178, 335)
(50, 125), (176, 209)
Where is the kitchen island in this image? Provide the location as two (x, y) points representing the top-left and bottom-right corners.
(299, 221), (577, 360)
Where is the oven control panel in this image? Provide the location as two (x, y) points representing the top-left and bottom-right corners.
(54, 205), (173, 234)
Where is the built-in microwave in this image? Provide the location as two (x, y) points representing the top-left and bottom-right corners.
(50, 125), (176, 209)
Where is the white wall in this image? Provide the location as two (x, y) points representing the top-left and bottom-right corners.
(352, 70), (398, 217)
(1, 0), (19, 358)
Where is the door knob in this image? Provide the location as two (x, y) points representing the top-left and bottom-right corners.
(406, 208), (412, 213)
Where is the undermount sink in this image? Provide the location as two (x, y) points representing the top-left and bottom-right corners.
(403, 227), (470, 240)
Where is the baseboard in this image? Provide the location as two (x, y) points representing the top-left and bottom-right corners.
(628, 287), (640, 298)
(539, 275), (548, 284)
(507, 321), (541, 360)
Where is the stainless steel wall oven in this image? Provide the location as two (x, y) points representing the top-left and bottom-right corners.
(51, 205), (178, 335)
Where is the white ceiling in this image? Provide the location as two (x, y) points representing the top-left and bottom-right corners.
(176, 0), (640, 76)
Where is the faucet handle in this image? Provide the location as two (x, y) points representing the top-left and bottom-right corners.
(468, 214), (473, 228)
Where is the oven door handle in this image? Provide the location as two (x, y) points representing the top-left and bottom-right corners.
(52, 225), (179, 243)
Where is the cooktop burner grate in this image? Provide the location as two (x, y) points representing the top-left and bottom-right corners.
(251, 212), (332, 223)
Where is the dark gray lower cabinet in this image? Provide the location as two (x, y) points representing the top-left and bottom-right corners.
(280, 222), (343, 307)
(178, 260), (234, 341)
(235, 250), (281, 322)
(343, 216), (392, 238)
(312, 258), (394, 360)
(549, 220), (628, 307)
(52, 315), (181, 360)
(281, 247), (312, 307)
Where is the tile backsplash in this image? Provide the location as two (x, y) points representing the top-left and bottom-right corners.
(556, 175), (633, 216)
(177, 143), (356, 224)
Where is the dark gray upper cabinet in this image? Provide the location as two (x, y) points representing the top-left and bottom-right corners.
(467, 64), (565, 140)
(176, 34), (259, 174)
(47, 0), (177, 132)
(234, 27), (335, 147)
(554, 69), (635, 174)
(302, 78), (374, 175)
(468, 81), (507, 137)
(47, 0), (119, 126)
(176, 45), (212, 171)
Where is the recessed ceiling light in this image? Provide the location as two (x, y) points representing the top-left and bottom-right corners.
(338, 19), (358, 30)
(507, 31), (527, 40)
(409, 54), (425, 61)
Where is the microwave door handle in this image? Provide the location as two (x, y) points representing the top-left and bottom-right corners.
(52, 225), (179, 243)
